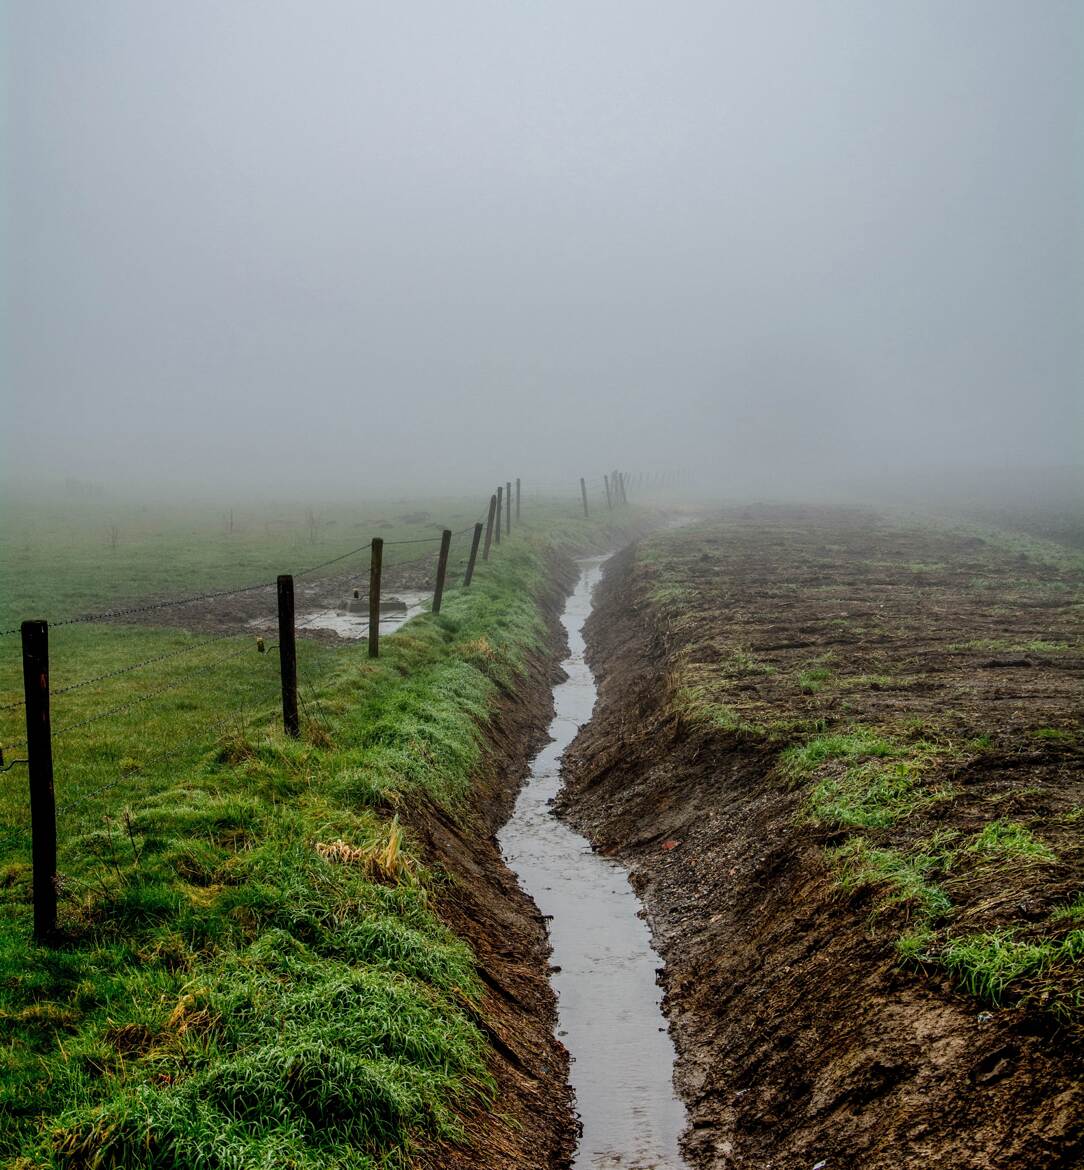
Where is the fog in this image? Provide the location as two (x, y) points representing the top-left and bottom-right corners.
(4, 1), (1081, 503)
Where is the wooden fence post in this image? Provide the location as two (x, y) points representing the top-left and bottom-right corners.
(21, 620), (57, 942)
(495, 485), (503, 545)
(464, 522), (483, 586)
(580, 477), (589, 518)
(483, 494), (496, 560)
(432, 529), (452, 613)
(368, 537), (383, 658)
(276, 575), (300, 738)
(505, 481), (512, 534)
(515, 478), (521, 521)
(604, 474), (612, 510)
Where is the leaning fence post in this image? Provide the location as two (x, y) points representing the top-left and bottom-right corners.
(515, 477), (521, 521)
(368, 537), (383, 658)
(464, 522), (483, 585)
(483, 494), (497, 560)
(495, 485), (503, 545)
(21, 620), (57, 943)
(580, 477), (589, 518)
(604, 474), (612, 510)
(432, 529), (452, 613)
(276, 575), (300, 738)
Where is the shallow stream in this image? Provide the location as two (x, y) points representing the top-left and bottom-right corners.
(498, 557), (689, 1169)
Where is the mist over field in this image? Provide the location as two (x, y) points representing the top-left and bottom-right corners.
(4, 1), (1081, 503)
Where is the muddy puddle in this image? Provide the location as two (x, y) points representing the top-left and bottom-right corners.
(499, 557), (688, 1170)
(248, 590), (430, 640)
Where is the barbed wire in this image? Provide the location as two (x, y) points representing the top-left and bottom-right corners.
(51, 640), (260, 740)
(383, 534), (443, 547)
(295, 540), (373, 579)
(47, 579), (274, 630)
(54, 697), (279, 817)
(50, 631), (244, 699)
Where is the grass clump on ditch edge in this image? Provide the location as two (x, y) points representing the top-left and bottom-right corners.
(782, 728), (953, 829)
(940, 928), (1084, 1013)
(832, 835), (954, 923)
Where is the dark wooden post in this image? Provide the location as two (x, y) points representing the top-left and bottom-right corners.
(21, 620), (57, 942)
(464, 522), (483, 585)
(505, 481), (512, 534)
(276, 575), (300, 738)
(495, 485), (503, 545)
(604, 474), (612, 510)
(580, 477), (589, 518)
(483, 494), (496, 560)
(432, 529), (452, 613)
(368, 537), (383, 658)
(515, 478), (521, 520)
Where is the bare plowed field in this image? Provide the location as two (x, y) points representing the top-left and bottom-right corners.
(561, 507), (1084, 1169)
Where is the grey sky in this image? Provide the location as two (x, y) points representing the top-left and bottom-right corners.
(5, 1), (1081, 497)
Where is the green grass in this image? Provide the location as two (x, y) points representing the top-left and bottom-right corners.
(1031, 726), (1077, 743)
(672, 695), (759, 734)
(949, 638), (1072, 653)
(1052, 894), (1084, 923)
(722, 648), (774, 677)
(941, 929), (1084, 1008)
(832, 836), (954, 921)
(797, 664), (832, 694)
(780, 729), (902, 777)
(968, 820), (1057, 862)
(0, 497), (633, 1167)
(781, 729), (952, 829)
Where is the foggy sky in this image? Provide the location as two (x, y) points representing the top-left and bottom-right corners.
(4, 1), (1081, 499)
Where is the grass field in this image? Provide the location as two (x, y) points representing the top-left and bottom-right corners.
(0, 488), (622, 1168)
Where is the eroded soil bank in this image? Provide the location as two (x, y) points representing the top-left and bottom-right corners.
(559, 509), (1084, 1169)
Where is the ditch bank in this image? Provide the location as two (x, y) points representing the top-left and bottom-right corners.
(401, 550), (578, 1170)
(558, 543), (1084, 1170)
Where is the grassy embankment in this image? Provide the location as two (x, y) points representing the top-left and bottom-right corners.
(0, 493), (623, 1168)
(638, 510), (1084, 1027)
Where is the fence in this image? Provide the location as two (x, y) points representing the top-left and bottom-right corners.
(0, 474), (637, 941)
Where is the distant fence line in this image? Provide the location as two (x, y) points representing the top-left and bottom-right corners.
(1, 472), (644, 942)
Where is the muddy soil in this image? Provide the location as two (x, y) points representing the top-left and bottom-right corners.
(560, 508), (1084, 1170)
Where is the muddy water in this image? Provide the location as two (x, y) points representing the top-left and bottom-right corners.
(294, 590), (430, 639)
(246, 590), (430, 641)
(499, 557), (689, 1170)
